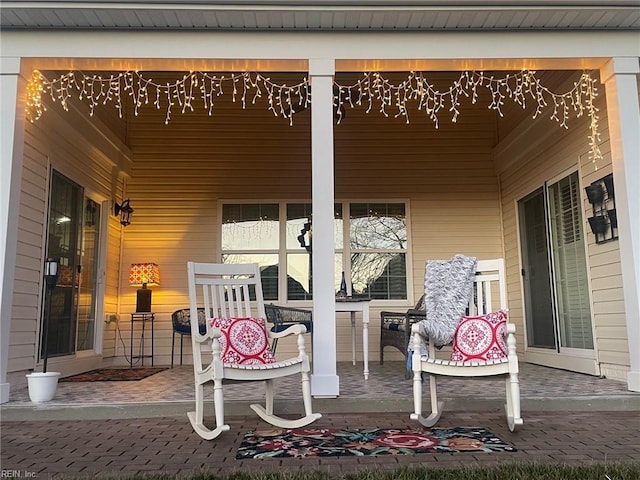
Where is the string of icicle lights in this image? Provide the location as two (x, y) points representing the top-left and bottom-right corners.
(26, 69), (602, 168)
(25, 70), (309, 126)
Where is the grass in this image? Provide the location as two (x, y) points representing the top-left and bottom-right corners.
(84, 463), (640, 480)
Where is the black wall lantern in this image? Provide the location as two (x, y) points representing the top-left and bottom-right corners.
(114, 199), (134, 227)
(585, 173), (617, 244)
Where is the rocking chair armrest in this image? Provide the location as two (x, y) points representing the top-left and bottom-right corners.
(193, 325), (221, 345)
(410, 322), (427, 341)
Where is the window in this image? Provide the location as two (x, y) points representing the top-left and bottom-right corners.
(221, 201), (408, 302)
(221, 204), (279, 300)
(349, 203), (407, 300)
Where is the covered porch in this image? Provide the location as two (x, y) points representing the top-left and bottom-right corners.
(1, 25), (639, 403)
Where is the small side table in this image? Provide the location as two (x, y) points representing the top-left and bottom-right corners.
(335, 298), (371, 380)
(130, 312), (154, 367)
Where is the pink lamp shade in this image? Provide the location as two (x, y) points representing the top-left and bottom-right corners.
(130, 263), (160, 312)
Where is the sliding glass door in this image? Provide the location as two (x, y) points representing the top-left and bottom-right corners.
(519, 171), (597, 373)
(42, 170), (101, 360)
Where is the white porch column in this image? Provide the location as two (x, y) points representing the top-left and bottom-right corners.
(601, 57), (640, 392)
(309, 58), (339, 397)
(0, 57), (26, 403)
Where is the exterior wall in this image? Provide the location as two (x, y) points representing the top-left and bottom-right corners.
(7, 87), (131, 379)
(495, 76), (630, 381)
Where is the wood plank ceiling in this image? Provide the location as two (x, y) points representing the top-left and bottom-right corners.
(2, 1), (639, 30)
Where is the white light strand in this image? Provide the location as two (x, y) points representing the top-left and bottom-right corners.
(26, 70), (309, 126)
(334, 70), (603, 168)
(26, 68), (602, 167)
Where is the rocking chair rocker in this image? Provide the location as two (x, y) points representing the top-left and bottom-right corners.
(186, 261), (321, 440)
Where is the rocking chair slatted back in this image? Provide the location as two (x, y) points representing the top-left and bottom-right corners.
(189, 263), (264, 321)
(468, 258), (507, 316)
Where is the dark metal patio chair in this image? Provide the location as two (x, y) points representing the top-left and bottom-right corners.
(171, 308), (206, 368)
(264, 303), (313, 353)
(379, 295), (425, 378)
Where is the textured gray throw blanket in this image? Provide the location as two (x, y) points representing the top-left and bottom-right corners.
(414, 254), (478, 353)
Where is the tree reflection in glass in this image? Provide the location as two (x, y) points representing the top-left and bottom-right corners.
(349, 203), (407, 299)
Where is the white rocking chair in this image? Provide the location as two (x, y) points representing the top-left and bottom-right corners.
(186, 261), (321, 440)
(410, 258), (523, 432)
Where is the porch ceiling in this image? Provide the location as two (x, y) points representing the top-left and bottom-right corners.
(37, 69), (577, 169)
(2, 1), (639, 31)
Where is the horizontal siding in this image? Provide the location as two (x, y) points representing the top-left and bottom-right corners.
(102, 220), (125, 359)
(578, 132), (628, 373)
(495, 76), (629, 379)
(9, 136), (48, 374)
(8, 92), (129, 375)
(121, 72), (503, 363)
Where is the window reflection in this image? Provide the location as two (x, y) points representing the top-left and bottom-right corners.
(286, 204), (312, 250)
(222, 204), (279, 250)
(351, 252), (407, 299)
(287, 253), (312, 300)
(221, 254), (279, 300)
(350, 203), (406, 250)
(221, 202), (407, 302)
(286, 203), (343, 250)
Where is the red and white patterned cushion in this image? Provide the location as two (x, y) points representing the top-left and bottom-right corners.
(208, 317), (275, 365)
(449, 309), (508, 363)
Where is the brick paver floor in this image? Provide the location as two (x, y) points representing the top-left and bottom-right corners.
(2, 410), (639, 479)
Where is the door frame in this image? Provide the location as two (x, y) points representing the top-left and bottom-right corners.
(516, 165), (601, 376)
(39, 167), (106, 376)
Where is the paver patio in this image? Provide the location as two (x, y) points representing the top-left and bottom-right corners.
(2, 362), (639, 478)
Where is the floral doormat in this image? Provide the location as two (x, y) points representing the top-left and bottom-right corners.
(60, 367), (167, 382)
(236, 426), (516, 459)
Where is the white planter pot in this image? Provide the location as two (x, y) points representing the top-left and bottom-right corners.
(26, 372), (60, 403)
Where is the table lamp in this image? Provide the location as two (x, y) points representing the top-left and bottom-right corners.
(129, 263), (160, 312)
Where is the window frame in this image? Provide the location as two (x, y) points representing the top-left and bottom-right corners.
(218, 199), (412, 305)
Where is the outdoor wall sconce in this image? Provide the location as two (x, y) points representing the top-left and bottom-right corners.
(84, 200), (97, 227)
(114, 199), (134, 227)
(585, 173), (617, 244)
